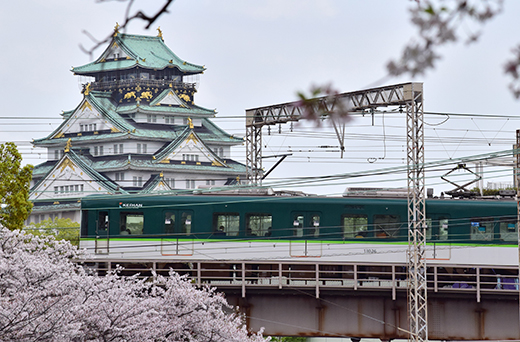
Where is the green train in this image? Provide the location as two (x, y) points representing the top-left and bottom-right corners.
(79, 190), (518, 266)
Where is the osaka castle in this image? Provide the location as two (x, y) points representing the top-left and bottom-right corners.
(27, 27), (246, 224)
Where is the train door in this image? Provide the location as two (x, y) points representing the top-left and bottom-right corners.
(425, 214), (451, 260)
(95, 211), (109, 254)
(161, 210), (194, 256)
(290, 211), (322, 257)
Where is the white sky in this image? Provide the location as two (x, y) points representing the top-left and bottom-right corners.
(2, 0), (520, 196)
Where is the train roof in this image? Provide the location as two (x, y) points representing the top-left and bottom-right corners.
(80, 187), (517, 211)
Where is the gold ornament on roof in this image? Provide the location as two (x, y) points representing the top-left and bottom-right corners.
(114, 22), (120, 36)
(178, 93), (190, 102)
(140, 91), (153, 100)
(84, 83), (91, 96)
(124, 91), (136, 100)
(187, 117), (194, 129)
(64, 138), (72, 153)
(157, 27), (163, 40)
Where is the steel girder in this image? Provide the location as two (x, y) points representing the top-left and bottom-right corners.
(245, 82), (424, 185)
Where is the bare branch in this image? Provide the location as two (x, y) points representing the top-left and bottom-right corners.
(81, 0), (174, 59)
(387, 0), (503, 78)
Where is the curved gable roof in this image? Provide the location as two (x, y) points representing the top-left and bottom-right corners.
(73, 34), (205, 75)
(33, 91), (135, 145)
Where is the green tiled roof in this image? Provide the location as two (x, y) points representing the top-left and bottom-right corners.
(32, 153), (247, 181)
(117, 101), (215, 116)
(31, 201), (81, 212)
(73, 34), (204, 75)
(31, 150), (126, 194)
(33, 91), (135, 145)
(201, 118), (243, 144)
(34, 91), (241, 147)
(140, 174), (170, 194)
(153, 127), (229, 168)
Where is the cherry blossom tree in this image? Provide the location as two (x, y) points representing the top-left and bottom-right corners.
(0, 228), (266, 342)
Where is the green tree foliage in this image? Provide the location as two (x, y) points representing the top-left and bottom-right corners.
(0, 142), (33, 230)
(25, 218), (80, 246)
(270, 337), (307, 342)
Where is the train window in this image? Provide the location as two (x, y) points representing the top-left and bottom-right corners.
(97, 211), (109, 234)
(499, 217), (517, 241)
(81, 210), (89, 237)
(342, 214), (368, 238)
(214, 213), (239, 237)
(163, 211), (192, 235)
(425, 218), (432, 240)
(470, 218), (493, 241)
(120, 212), (144, 235)
(293, 215), (304, 237)
(292, 213), (320, 238)
(181, 212), (192, 234)
(164, 211), (175, 234)
(374, 215), (401, 238)
(246, 214), (272, 237)
(439, 219), (449, 240)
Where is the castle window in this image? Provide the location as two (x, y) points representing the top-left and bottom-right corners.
(219, 147), (224, 157)
(80, 124), (84, 132)
(54, 186), (58, 195)
(99, 146), (104, 156)
(93, 146), (98, 156)
(142, 144), (147, 153)
(137, 144), (141, 153)
(165, 178), (175, 188)
(186, 179), (196, 189)
(133, 176), (143, 187)
(115, 172), (125, 181)
(119, 144), (124, 153)
(113, 144), (118, 154)
(54, 150), (59, 160)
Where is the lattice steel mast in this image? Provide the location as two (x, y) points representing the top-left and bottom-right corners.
(245, 82), (427, 342)
(406, 84), (427, 342)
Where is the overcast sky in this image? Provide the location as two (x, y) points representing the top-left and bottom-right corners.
(2, 0), (520, 195)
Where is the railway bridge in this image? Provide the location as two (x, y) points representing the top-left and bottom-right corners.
(85, 259), (520, 340)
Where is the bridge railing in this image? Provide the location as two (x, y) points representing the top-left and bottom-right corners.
(81, 260), (518, 301)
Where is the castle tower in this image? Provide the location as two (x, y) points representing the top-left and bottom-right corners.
(28, 28), (246, 223)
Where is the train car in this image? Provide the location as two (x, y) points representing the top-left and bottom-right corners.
(79, 190), (519, 266)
